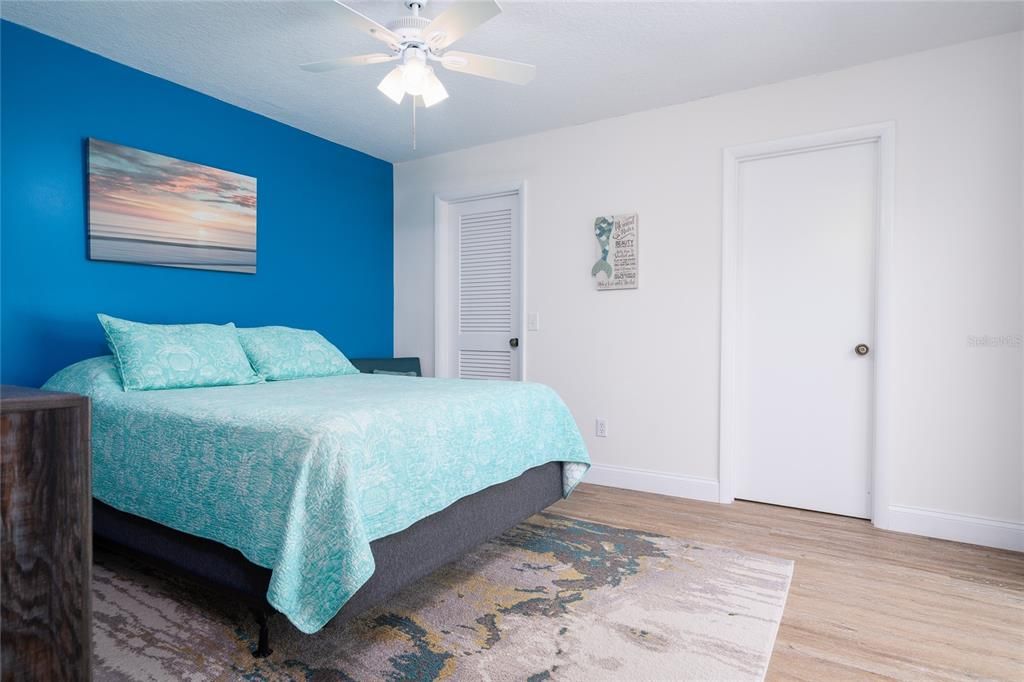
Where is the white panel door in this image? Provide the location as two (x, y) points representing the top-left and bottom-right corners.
(736, 141), (877, 518)
(449, 193), (522, 380)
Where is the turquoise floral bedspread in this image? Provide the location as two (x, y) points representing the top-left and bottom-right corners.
(44, 357), (590, 633)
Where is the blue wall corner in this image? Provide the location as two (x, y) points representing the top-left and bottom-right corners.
(0, 21), (395, 386)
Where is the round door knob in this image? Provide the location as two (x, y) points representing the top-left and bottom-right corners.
(855, 343), (870, 356)
(509, 337), (519, 349)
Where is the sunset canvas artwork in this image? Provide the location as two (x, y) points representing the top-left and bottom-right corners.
(88, 139), (257, 273)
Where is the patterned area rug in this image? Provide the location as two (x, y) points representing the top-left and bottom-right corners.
(93, 513), (792, 681)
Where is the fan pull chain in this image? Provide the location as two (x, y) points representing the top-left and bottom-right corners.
(412, 98), (417, 151)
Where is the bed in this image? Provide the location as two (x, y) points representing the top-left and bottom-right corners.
(43, 356), (590, 655)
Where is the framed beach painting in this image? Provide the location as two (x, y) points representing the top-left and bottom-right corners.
(87, 139), (257, 273)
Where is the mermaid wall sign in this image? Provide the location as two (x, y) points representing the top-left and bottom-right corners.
(591, 213), (639, 290)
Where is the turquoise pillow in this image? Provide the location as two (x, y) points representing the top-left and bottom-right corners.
(98, 314), (262, 391)
(237, 326), (359, 381)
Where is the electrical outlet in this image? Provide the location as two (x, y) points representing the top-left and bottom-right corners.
(527, 312), (540, 331)
(595, 418), (608, 438)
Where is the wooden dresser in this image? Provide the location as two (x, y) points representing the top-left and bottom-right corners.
(1, 386), (91, 681)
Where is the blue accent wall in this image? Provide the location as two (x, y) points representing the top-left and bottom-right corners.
(1, 21), (394, 387)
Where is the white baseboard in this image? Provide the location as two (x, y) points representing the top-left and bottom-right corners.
(584, 463), (720, 503)
(886, 505), (1024, 552)
(582, 465), (1022, 552)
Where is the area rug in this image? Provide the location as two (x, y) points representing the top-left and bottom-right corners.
(92, 513), (793, 681)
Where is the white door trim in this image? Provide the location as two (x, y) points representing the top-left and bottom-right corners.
(719, 122), (895, 529)
(434, 181), (528, 380)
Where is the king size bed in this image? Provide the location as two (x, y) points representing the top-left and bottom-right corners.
(44, 355), (590, 656)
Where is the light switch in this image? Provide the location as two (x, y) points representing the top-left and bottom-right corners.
(527, 312), (540, 331)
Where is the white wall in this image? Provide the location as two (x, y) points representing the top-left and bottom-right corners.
(394, 33), (1023, 549)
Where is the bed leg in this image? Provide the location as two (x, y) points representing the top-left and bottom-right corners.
(251, 607), (273, 658)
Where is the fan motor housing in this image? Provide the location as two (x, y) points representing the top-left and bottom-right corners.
(387, 15), (430, 44)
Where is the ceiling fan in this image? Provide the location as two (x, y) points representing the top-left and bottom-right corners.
(301, 0), (536, 108)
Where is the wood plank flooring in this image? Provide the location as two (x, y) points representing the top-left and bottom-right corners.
(550, 483), (1024, 681)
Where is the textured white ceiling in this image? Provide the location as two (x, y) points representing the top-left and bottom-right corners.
(3, 1), (1021, 162)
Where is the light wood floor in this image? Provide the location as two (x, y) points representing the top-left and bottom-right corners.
(550, 483), (1024, 681)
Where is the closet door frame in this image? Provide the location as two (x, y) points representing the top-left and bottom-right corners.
(434, 181), (527, 380)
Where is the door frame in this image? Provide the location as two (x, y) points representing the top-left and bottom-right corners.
(433, 181), (528, 380)
(718, 122), (895, 528)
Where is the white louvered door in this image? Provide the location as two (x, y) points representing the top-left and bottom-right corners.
(449, 193), (522, 380)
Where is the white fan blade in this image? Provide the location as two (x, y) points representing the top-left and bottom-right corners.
(441, 51), (535, 85)
(330, 1), (401, 48)
(301, 53), (396, 72)
(423, 0), (502, 50)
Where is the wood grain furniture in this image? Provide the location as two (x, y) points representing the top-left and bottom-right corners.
(1, 386), (91, 682)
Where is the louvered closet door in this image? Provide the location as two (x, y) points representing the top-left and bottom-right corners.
(451, 193), (522, 380)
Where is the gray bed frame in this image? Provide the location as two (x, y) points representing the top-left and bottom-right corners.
(94, 463), (562, 657)
(91, 358), (565, 657)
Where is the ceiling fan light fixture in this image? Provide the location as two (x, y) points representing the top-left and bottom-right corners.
(377, 66), (406, 104)
(421, 67), (449, 107)
(307, 0), (535, 149)
(400, 63), (427, 96)
(400, 50), (429, 96)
